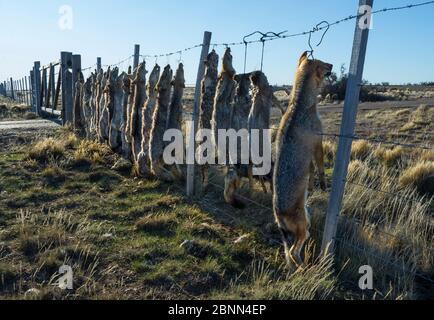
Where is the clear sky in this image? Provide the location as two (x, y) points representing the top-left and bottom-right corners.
(1, 0), (434, 86)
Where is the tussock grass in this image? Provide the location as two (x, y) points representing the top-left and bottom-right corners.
(400, 105), (433, 132)
(351, 140), (374, 160)
(72, 140), (112, 166)
(28, 138), (65, 162)
(399, 161), (434, 189)
(374, 147), (404, 167)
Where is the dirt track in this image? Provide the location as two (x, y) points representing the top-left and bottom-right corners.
(0, 119), (60, 131)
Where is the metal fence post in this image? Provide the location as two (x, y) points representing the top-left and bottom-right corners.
(186, 31), (212, 197)
(321, 0), (374, 255)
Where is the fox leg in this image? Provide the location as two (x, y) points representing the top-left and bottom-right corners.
(288, 211), (310, 268)
(314, 141), (326, 191)
(260, 178), (268, 193)
(224, 168), (245, 209)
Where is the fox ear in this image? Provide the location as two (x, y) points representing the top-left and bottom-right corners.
(298, 51), (309, 67)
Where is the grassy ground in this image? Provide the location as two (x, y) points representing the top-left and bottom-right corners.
(0, 104), (432, 300)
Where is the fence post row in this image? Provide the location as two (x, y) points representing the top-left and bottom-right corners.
(186, 31), (212, 197)
(61, 52), (73, 125)
(321, 0), (374, 255)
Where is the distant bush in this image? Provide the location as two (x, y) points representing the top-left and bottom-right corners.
(321, 64), (390, 102)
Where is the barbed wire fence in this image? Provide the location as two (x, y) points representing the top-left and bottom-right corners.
(1, 0), (433, 290)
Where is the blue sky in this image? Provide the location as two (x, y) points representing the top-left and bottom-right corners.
(1, 0), (434, 85)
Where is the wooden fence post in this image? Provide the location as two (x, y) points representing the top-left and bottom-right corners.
(49, 65), (55, 112)
(97, 57), (102, 72)
(10, 78), (15, 100)
(321, 0), (374, 255)
(33, 62), (41, 115)
(54, 70), (61, 111)
(20, 79), (24, 103)
(133, 44), (140, 71)
(24, 76), (29, 106)
(40, 68), (47, 109)
(186, 31), (212, 197)
(61, 52), (73, 125)
(30, 71), (35, 111)
(17, 80), (21, 103)
(72, 54), (82, 99)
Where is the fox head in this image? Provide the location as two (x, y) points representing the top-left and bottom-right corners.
(147, 64), (161, 92)
(134, 62), (148, 84)
(250, 71), (270, 90)
(291, 51), (333, 104)
(171, 63), (186, 89)
(234, 73), (251, 96)
(157, 65), (173, 92)
(222, 47), (236, 77)
(297, 51), (332, 87)
(205, 50), (219, 71)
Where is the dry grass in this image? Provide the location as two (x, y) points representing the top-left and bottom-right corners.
(341, 149), (433, 298)
(73, 140), (112, 166)
(399, 161), (434, 189)
(323, 140), (336, 163)
(400, 105), (433, 132)
(28, 138), (65, 162)
(374, 147), (404, 167)
(211, 244), (336, 300)
(351, 140), (374, 160)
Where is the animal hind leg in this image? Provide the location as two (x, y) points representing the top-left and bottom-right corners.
(275, 213), (295, 266)
(289, 211), (310, 268)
